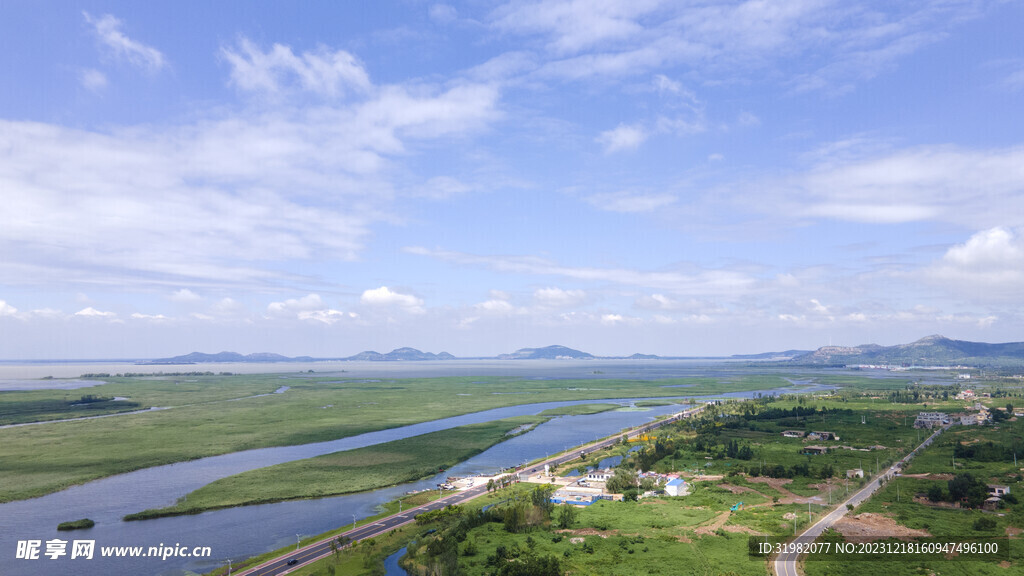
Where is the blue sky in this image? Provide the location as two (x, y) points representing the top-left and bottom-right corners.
(2, 1), (1024, 358)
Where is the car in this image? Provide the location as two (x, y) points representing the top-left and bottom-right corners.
(287, 558), (298, 566)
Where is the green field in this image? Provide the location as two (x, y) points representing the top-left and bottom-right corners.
(0, 372), (797, 503)
(125, 416), (544, 519)
(537, 403), (620, 416)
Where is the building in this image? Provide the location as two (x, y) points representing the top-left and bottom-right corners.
(846, 468), (864, 478)
(809, 431), (839, 441)
(550, 486), (620, 506)
(989, 485), (1011, 497)
(914, 412), (949, 429)
(803, 445), (830, 455)
(586, 469), (613, 483)
(665, 478), (688, 497)
(781, 430), (805, 438)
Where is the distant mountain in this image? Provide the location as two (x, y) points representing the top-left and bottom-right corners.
(345, 348), (455, 361)
(144, 351), (314, 364)
(498, 345), (595, 360)
(792, 335), (1024, 366)
(729, 350), (810, 360)
(147, 348), (454, 364)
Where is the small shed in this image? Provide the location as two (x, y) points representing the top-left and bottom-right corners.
(665, 478), (688, 497)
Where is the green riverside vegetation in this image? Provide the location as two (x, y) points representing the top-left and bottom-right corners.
(125, 416), (545, 520)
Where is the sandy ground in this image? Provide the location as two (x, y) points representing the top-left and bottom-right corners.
(832, 513), (931, 543)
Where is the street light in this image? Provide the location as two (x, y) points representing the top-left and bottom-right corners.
(296, 534), (300, 551)
(352, 514), (357, 531)
(226, 559), (232, 576)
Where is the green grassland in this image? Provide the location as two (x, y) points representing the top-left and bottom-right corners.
(401, 482), (799, 576)
(125, 416), (544, 519)
(0, 372), (800, 503)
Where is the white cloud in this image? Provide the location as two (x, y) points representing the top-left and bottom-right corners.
(79, 68), (108, 91)
(475, 299), (516, 314)
(75, 307), (115, 318)
(361, 286), (424, 312)
(0, 39), (500, 292)
(490, 0), (987, 93)
(491, 1), (661, 56)
(534, 287), (586, 307)
(298, 309), (356, 325)
(600, 313), (624, 325)
(131, 313), (169, 321)
(725, 144), (1024, 227)
(83, 12), (165, 72)
(267, 294), (327, 316)
(170, 289), (202, 303)
(587, 191), (675, 213)
(596, 123), (647, 153)
(429, 4), (459, 24)
(924, 227), (1024, 300)
(406, 247), (757, 295)
(221, 38), (371, 98)
(0, 300), (17, 317)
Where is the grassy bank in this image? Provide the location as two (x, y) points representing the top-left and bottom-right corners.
(537, 403), (620, 416)
(126, 416), (544, 520)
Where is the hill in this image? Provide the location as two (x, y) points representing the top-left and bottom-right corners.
(497, 345), (595, 360)
(792, 335), (1024, 367)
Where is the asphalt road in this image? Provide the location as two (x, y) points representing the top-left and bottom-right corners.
(772, 425), (947, 576)
(235, 405), (704, 575)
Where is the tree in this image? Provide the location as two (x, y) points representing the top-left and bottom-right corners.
(487, 479), (495, 493)
(556, 505), (578, 529)
(926, 484), (943, 502)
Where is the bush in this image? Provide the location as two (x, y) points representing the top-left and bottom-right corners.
(973, 517), (997, 531)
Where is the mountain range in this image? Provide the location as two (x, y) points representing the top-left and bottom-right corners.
(142, 336), (1024, 366)
(791, 334), (1024, 367)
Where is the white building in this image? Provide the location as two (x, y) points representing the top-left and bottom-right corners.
(665, 478), (688, 497)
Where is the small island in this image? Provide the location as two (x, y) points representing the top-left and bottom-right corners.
(57, 518), (95, 531)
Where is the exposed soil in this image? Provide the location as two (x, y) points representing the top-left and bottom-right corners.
(722, 525), (764, 535)
(717, 483), (759, 495)
(694, 511), (731, 535)
(900, 473), (954, 480)
(557, 528), (616, 538)
(832, 513), (931, 543)
(1006, 526), (1022, 537)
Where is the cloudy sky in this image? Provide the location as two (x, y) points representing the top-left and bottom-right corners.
(1, 1), (1023, 359)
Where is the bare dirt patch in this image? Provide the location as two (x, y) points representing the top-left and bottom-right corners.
(1006, 526), (1022, 538)
(557, 528), (616, 538)
(832, 513), (931, 543)
(695, 511), (731, 535)
(569, 537), (584, 544)
(900, 473), (953, 480)
(723, 525), (764, 535)
(718, 483), (759, 495)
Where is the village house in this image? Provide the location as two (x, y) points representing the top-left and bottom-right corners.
(781, 430), (806, 438)
(803, 445), (830, 455)
(808, 431), (839, 441)
(665, 478), (688, 497)
(846, 468), (864, 478)
(914, 412), (949, 429)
